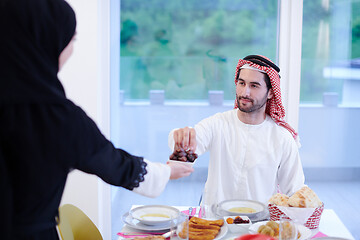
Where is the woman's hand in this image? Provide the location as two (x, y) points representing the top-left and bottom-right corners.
(167, 161), (194, 180)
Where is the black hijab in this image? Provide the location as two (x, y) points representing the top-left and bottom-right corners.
(0, 0), (76, 104)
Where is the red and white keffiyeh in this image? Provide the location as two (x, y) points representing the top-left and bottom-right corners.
(234, 55), (299, 143)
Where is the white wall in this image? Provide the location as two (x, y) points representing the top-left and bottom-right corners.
(58, 0), (110, 238)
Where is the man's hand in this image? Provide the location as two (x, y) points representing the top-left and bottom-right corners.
(167, 161), (194, 180)
(173, 127), (197, 151)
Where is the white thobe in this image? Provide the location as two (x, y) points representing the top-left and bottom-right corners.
(168, 109), (305, 206)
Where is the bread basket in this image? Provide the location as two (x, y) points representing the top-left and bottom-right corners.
(268, 203), (324, 229)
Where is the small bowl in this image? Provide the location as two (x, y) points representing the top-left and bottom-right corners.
(218, 199), (266, 220)
(167, 159), (194, 167)
(224, 215), (252, 233)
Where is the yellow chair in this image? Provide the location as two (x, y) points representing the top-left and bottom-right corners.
(58, 204), (103, 240)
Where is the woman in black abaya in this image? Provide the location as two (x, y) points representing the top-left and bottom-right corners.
(0, 0), (193, 239)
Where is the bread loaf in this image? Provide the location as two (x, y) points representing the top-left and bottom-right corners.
(269, 186), (322, 208)
(268, 193), (289, 207)
(287, 186), (322, 208)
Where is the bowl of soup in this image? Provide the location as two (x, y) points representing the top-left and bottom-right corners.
(129, 205), (180, 225)
(218, 199), (266, 220)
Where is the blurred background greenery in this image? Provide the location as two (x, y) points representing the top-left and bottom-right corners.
(119, 0), (360, 103)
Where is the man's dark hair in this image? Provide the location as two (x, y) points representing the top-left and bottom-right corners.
(236, 69), (272, 91)
(237, 54), (280, 91)
(263, 73), (271, 91)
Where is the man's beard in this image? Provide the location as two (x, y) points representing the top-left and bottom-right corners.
(236, 93), (269, 113)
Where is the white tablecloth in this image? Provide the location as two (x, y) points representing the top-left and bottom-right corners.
(118, 206), (355, 240)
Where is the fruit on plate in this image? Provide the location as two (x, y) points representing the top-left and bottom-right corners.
(257, 221), (301, 239)
(226, 216), (250, 224)
(169, 147), (198, 163)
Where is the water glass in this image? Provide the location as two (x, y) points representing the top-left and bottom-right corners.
(279, 216), (298, 240)
(171, 212), (189, 240)
(199, 203), (213, 219)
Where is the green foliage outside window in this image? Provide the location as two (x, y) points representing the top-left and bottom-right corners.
(301, 0), (360, 103)
(352, 1), (360, 59)
(120, 0), (360, 103)
(120, 0), (278, 100)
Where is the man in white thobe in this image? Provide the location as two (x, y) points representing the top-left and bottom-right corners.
(168, 55), (305, 207)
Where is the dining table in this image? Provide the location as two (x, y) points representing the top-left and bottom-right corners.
(117, 205), (355, 240)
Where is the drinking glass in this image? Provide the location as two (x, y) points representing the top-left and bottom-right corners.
(170, 212), (189, 240)
(199, 203), (214, 219)
(279, 216), (298, 240)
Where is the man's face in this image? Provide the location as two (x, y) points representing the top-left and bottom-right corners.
(236, 68), (273, 113)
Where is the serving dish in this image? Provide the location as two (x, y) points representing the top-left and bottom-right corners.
(223, 215), (252, 233)
(129, 205), (180, 226)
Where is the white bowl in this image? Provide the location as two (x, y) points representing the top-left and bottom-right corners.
(167, 159), (194, 167)
(129, 205), (180, 226)
(218, 199), (266, 220)
(223, 215), (252, 233)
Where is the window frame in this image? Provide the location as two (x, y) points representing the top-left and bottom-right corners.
(97, 0), (304, 238)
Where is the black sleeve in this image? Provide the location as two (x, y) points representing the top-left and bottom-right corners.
(65, 104), (147, 190)
(0, 150), (13, 240)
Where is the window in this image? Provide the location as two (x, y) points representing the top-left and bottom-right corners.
(298, 0), (360, 170)
(111, 1), (280, 238)
(106, 1), (360, 238)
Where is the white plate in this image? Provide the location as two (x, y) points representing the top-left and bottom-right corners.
(215, 223), (228, 240)
(123, 212), (181, 231)
(249, 221), (312, 240)
(129, 205), (180, 226)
